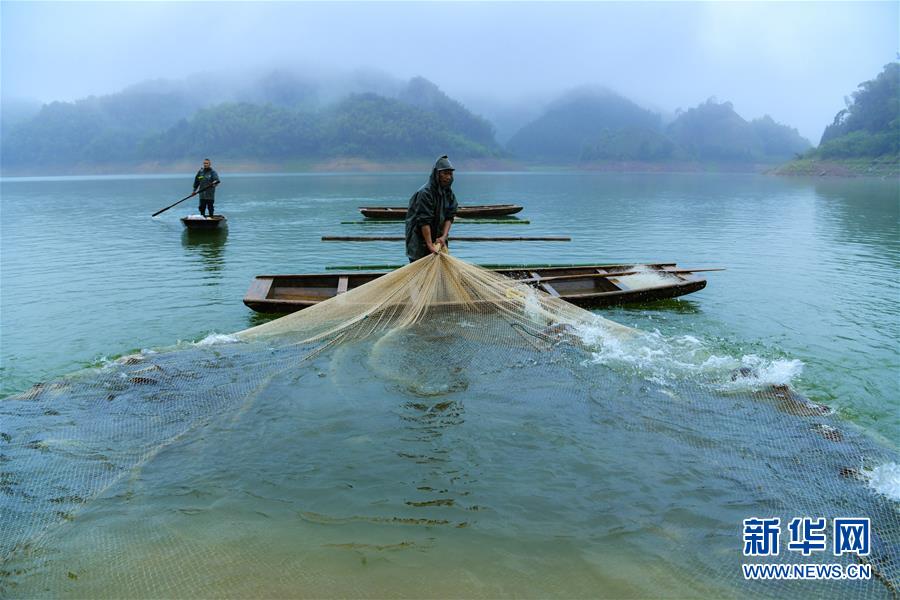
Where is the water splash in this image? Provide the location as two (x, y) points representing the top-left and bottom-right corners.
(867, 462), (900, 502)
(574, 322), (804, 389)
(194, 333), (241, 346)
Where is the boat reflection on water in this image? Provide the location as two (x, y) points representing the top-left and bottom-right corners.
(181, 227), (227, 274)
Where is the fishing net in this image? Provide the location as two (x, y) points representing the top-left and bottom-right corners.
(2, 251), (898, 598)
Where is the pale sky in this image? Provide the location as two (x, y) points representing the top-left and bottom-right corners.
(2, 1), (898, 143)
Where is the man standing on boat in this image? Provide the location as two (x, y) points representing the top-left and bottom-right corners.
(193, 158), (220, 218)
(405, 155), (458, 261)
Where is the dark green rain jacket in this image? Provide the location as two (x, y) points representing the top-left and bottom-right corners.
(405, 156), (458, 261)
(193, 168), (220, 200)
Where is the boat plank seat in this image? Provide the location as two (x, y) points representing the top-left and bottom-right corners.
(527, 272), (560, 297)
(246, 277), (274, 300)
(597, 267), (632, 290)
(540, 282), (561, 297)
(336, 276), (349, 295)
(608, 277), (630, 291)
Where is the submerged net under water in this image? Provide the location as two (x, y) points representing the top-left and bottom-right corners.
(1, 253), (898, 598)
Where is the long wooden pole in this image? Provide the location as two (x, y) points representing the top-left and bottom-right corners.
(325, 261), (677, 271)
(321, 236), (570, 242)
(151, 181), (218, 217)
(341, 219), (531, 225)
(513, 268), (726, 283)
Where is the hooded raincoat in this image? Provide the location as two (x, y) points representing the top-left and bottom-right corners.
(193, 167), (220, 200)
(405, 156), (458, 261)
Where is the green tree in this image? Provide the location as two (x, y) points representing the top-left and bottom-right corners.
(815, 62), (899, 158)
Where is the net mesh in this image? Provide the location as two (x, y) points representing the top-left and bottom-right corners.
(2, 251), (898, 598)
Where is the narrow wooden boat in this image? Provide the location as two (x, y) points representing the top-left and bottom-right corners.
(181, 215), (227, 230)
(359, 204), (523, 219)
(243, 263), (708, 313)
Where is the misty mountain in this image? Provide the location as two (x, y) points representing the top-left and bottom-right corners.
(1, 66), (814, 170)
(665, 99), (762, 160)
(813, 62), (899, 158)
(321, 93), (499, 158)
(666, 99), (810, 161)
(506, 88), (662, 161)
(1, 74), (502, 168)
(233, 70), (320, 109)
(579, 128), (680, 162)
(507, 90), (810, 163)
(228, 67), (406, 109)
(140, 93), (500, 161)
(139, 103), (321, 160)
(0, 96), (42, 129)
(0, 85), (208, 166)
(398, 77), (497, 148)
(748, 115), (812, 158)
(0, 67), (409, 169)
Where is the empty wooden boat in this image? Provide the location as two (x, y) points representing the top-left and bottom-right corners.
(243, 263), (708, 313)
(181, 215), (227, 230)
(359, 204), (523, 219)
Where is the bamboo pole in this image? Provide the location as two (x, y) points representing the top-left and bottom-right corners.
(321, 236), (570, 242)
(513, 268), (726, 283)
(151, 181), (218, 217)
(258, 266), (724, 278)
(341, 219), (531, 225)
(325, 261), (673, 271)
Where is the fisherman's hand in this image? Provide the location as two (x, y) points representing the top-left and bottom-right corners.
(427, 242), (439, 254)
(436, 235), (448, 251)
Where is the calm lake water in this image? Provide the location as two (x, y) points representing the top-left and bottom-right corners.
(3, 171), (897, 437)
(1, 171), (898, 597)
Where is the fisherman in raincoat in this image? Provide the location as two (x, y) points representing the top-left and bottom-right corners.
(405, 155), (458, 261)
(193, 158), (221, 218)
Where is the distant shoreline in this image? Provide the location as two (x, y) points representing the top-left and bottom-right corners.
(770, 157), (899, 178)
(2, 157), (895, 178)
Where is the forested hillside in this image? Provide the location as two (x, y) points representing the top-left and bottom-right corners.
(508, 90), (810, 164)
(1, 69), (818, 172)
(506, 89), (664, 161)
(0, 76), (501, 169)
(812, 62), (899, 159)
(666, 100), (809, 161)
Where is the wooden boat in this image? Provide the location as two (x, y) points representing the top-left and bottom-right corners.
(243, 263), (708, 313)
(181, 215), (227, 230)
(359, 204), (523, 219)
